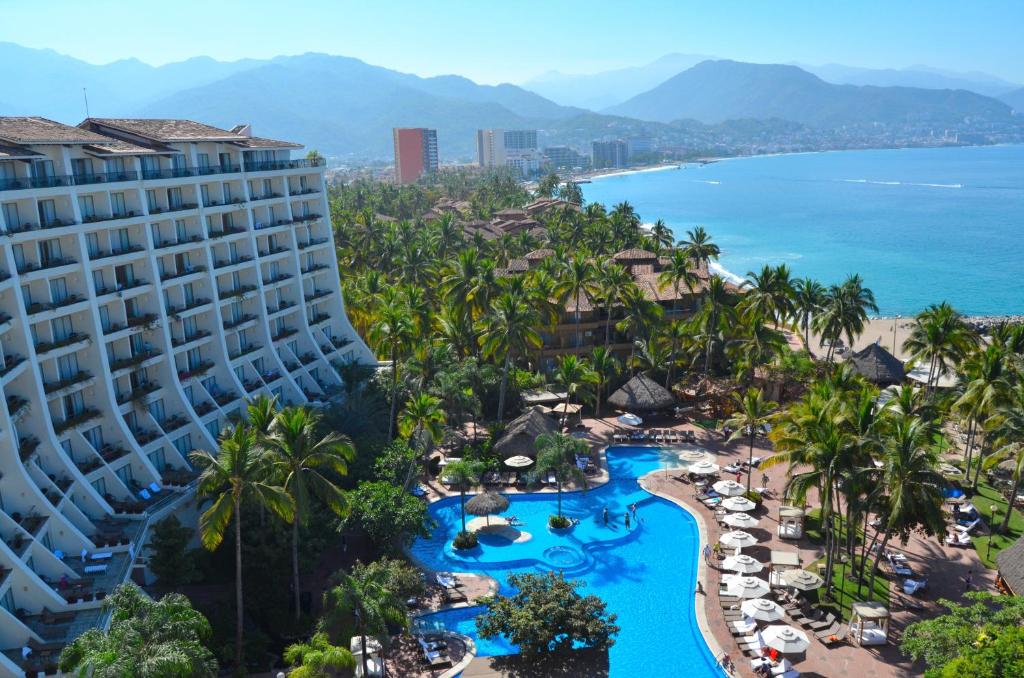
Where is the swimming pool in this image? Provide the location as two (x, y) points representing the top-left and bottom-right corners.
(410, 446), (727, 677)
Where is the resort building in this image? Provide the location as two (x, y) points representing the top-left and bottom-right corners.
(0, 116), (373, 674)
(392, 127), (439, 185)
(591, 140), (629, 170)
(541, 145), (587, 171)
(476, 129), (541, 177)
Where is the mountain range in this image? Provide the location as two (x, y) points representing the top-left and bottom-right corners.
(0, 42), (1021, 161)
(605, 60), (1016, 126)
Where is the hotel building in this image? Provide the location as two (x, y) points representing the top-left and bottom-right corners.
(0, 116), (373, 675)
(476, 129), (541, 177)
(392, 127), (439, 185)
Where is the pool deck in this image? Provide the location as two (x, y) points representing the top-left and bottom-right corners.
(414, 415), (992, 678)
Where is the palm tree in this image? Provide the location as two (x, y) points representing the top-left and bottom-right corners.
(321, 571), (407, 678)
(369, 304), (415, 439)
(478, 293), (542, 422)
(697, 275), (737, 377)
(682, 226), (720, 269)
(264, 406), (355, 622)
(658, 249), (698, 313)
(902, 302), (979, 392)
(649, 219), (674, 252)
(555, 253), (600, 349)
(190, 425), (295, 672)
(813, 275), (879, 362)
(398, 392), (447, 457)
(534, 432), (588, 524)
(589, 346), (621, 418)
(984, 382), (1024, 532)
(283, 632), (355, 678)
(741, 264), (795, 328)
(445, 459), (487, 534)
(724, 388), (777, 492)
(59, 583), (217, 678)
(792, 277), (826, 351)
(553, 355), (598, 424)
(729, 318), (788, 384)
(597, 264), (634, 348)
(864, 414), (946, 599)
(244, 394), (278, 436)
(954, 345), (1012, 488)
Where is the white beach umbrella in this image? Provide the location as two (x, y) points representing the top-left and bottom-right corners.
(689, 460), (720, 476)
(713, 479), (746, 497)
(721, 496), (757, 512)
(761, 625), (811, 654)
(781, 569), (825, 591)
(617, 413), (643, 426)
(722, 553), (764, 574)
(740, 598), (786, 622)
(726, 576), (771, 599)
(504, 455), (534, 468)
(724, 512), (760, 529)
(719, 530), (759, 549)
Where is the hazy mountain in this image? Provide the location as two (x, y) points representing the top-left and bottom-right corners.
(1001, 87), (1024, 112)
(606, 60), (1016, 127)
(135, 53), (584, 159)
(522, 53), (713, 110)
(802, 62), (1021, 97)
(0, 42), (261, 120)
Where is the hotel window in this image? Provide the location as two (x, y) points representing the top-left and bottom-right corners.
(238, 328), (248, 347)
(272, 386), (282, 400)
(253, 357), (264, 374)
(2, 202), (19, 229)
(148, 398), (165, 423)
(115, 228), (131, 250)
(115, 464), (133, 488)
(167, 187), (183, 209)
(130, 334), (145, 356)
(229, 301), (242, 323)
(84, 425), (103, 450)
(231, 271), (240, 289)
(20, 284), (32, 308)
(71, 158), (94, 180)
(0, 590), (14, 616)
(63, 391), (85, 417)
(175, 252), (192, 273)
(269, 262), (279, 280)
(106, 157), (126, 175)
(146, 189), (158, 211)
(183, 282), (195, 306)
(125, 297), (139, 320)
(197, 153), (210, 170)
(182, 385), (193, 405)
(175, 219), (187, 241)
(93, 270), (106, 294)
(200, 184), (210, 205)
(12, 244), (25, 270)
(78, 195), (96, 219)
(183, 316), (198, 340)
(98, 305), (110, 333)
(124, 411), (138, 432)
(205, 419), (220, 440)
(218, 152), (232, 170)
(173, 434), (192, 457)
(49, 277), (68, 303)
(299, 175), (308, 192)
(32, 159), (55, 179)
(57, 353), (78, 380)
(91, 477), (107, 497)
(268, 205), (276, 223)
(51, 315), (74, 342)
(234, 366), (244, 382)
(114, 264), (135, 288)
(149, 448), (166, 471)
(223, 184), (233, 203)
(288, 340), (298, 356)
(86, 232), (100, 258)
(38, 237), (62, 265)
(171, 154), (187, 172)
(187, 347), (202, 370)
(37, 199), (57, 226)
(141, 156), (159, 176)
(111, 192), (127, 216)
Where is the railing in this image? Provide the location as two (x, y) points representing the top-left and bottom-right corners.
(43, 370), (93, 394)
(1, 354), (25, 376)
(71, 170), (139, 186)
(141, 167), (198, 180)
(167, 298), (212, 315)
(19, 436), (40, 460)
(109, 349), (161, 371)
(35, 333), (88, 354)
(171, 330), (211, 348)
(0, 174), (74, 190)
(298, 238), (329, 250)
(263, 274), (292, 285)
(272, 327), (298, 342)
(53, 408), (102, 435)
(16, 257), (77, 274)
(195, 164), (242, 176)
(207, 226), (247, 239)
(126, 313), (158, 328)
(25, 294), (85, 315)
(178, 361), (214, 380)
(193, 401), (215, 416)
(99, 445), (129, 463)
(96, 279), (148, 296)
(304, 289), (331, 302)
(116, 381), (160, 404)
(259, 246), (290, 257)
(155, 234), (205, 249)
(223, 313), (257, 330)
(159, 415), (189, 433)
(229, 344), (260, 360)
(218, 284), (257, 300)
(244, 157), (324, 172)
(213, 391), (239, 406)
(292, 213), (322, 223)
(132, 428), (160, 445)
(161, 265), (207, 282)
(81, 210), (140, 225)
(301, 264), (329, 275)
(214, 255), (253, 269)
(90, 244), (144, 260)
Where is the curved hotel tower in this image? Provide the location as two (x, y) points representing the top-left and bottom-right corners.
(0, 117), (373, 675)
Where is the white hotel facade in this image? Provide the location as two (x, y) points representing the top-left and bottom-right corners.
(0, 117), (373, 675)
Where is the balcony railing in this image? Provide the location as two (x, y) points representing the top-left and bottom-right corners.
(6, 394), (29, 418)
(299, 352), (317, 365)
(0, 174), (74, 191)
(298, 238), (329, 250)
(263, 273), (292, 285)
(96, 279), (148, 296)
(214, 255), (253, 269)
(25, 294), (85, 315)
(292, 213), (322, 223)
(90, 244), (144, 260)
(109, 349), (161, 372)
(158, 415), (189, 433)
(223, 313), (257, 330)
(19, 436), (40, 461)
(53, 408), (102, 435)
(72, 170), (140, 186)
(155, 234), (205, 249)
(304, 289), (331, 303)
(167, 297), (212, 316)
(132, 428), (160, 445)
(35, 332), (88, 354)
(229, 344), (260, 360)
(116, 381), (160, 404)
(1, 354), (25, 376)
(259, 246), (290, 257)
(193, 401), (215, 417)
(161, 265), (207, 282)
(245, 158), (325, 172)
(301, 264), (329, 275)
(43, 370), (93, 394)
(172, 329), (212, 348)
(141, 167), (198, 180)
(16, 257), (77, 274)
(82, 210), (141, 224)
(126, 313), (158, 328)
(243, 379), (262, 393)
(213, 391), (239, 406)
(195, 163), (242, 177)
(219, 284), (257, 301)
(272, 327), (298, 342)
(99, 444), (129, 463)
(178, 361), (214, 380)
(290, 187), (320, 196)
(267, 300), (297, 315)
(310, 313), (330, 324)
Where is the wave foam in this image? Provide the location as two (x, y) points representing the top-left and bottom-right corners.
(843, 178), (962, 188)
(692, 179), (721, 185)
(708, 261), (746, 286)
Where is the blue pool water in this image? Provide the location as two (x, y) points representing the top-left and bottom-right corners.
(410, 446), (726, 677)
(582, 145), (1024, 316)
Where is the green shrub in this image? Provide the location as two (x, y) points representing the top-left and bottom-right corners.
(452, 531), (478, 550)
(548, 515), (572, 529)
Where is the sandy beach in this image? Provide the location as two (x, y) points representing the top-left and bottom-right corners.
(808, 317), (916, 360)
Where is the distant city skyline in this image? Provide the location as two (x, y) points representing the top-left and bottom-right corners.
(2, 0), (1022, 85)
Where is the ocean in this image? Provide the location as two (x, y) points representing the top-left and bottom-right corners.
(581, 145), (1024, 316)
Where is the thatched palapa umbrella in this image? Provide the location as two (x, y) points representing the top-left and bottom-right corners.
(607, 374), (676, 413)
(465, 491), (510, 526)
(495, 407), (559, 460)
(846, 343), (906, 385)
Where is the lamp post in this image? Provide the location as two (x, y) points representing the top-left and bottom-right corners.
(988, 504), (998, 561)
(892, 314), (902, 354)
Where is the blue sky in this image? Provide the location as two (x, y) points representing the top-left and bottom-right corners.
(2, 0), (1022, 84)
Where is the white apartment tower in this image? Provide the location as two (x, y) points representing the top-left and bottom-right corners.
(0, 117), (373, 675)
(476, 129), (541, 177)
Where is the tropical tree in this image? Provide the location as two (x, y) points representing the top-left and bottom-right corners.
(190, 425), (294, 671)
(697, 275), (738, 377)
(445, 459), (487, 535)
(555, 253), (600, 348)
(283, 632), (355, 678)
(793, 277), (827, 351)
(553, 355), (598, 423)
(903, 302), (979, 392)
(589, 346), (621, 418)
(984, 382), (1024, 532)
(534, 432), (588, 527)
(681, 225), (720, 269)
(398, 392), (447, 457)
(369, 304), (415, 439)
(954, 345), (1012, 488)
(741, 264), (795, 328)
(478, 293), (541, 422)
(863, 414), (946, 598)
(59, 584), (217, 678)
(264, 406), (355, 621)
(724, 388), (777, 492)
(649, 219), (674, 252)
(658, 249), (698, 313)
(597, 264), (634, 348)
(813, 275), (879, 362)
(321, 570), (407, 678)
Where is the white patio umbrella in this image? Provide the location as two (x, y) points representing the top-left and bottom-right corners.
(722, 553), (764, 574)
(680, 449), (708, 463)
(721, 496), (757, 512)
(504, 455), (534, 468)
(761, 625), (811, 654)
(719, 530), (758, 549)
(781, 569), (825, 591)
(724, 512), (760, 530)
(689, 460), (720, 476)
(740, 597), (786, 623)
(617, 413), (643, 426)
(726, 576), (771, 599)
(712, 479), (746, 497)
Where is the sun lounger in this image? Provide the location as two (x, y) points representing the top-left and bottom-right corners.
(903, 577), (927, 595)
(417, 637), (451, 667)
(945, 531), (972, 546)
(503, 473), (516, 486)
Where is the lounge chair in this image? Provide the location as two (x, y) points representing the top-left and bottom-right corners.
(945, 531), (972, 546)
(503, 473), (516, 486)
(546, 471), (557, 485)
(417, 637), (451, 667)
(903, 577), (927, 595)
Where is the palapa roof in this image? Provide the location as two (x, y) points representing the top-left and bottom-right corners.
(612, 248), (658, 262)
(494, 406), (559, 459)
(997, 535), (1024, 594)
(846, 343), (906, 385)
(0, 116), (111, 144)
(83, 118), (245, 143)
(465, 491), (510, 516)
(525, 248), (555, 260)
(607, 374), (676, 412)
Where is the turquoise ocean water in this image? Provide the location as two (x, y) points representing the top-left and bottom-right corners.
(582, 145), (1024, 316)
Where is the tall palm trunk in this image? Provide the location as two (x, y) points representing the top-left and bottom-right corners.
(496, 351), (512, 422)
(972, 432), (987, 490)
(292, 517), (301, 621)
(964, 418), (977, 475)
(459, 485), (467, 532)
(867, 528), (893, 602)
(234, 498), (244, 674)
(1002, 473), (1022, 533)
(387, 347), (399, 440)
(358, 617), (369, 678)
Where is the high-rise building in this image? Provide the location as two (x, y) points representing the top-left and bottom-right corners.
(542, 146), (587, 170)
(477, 129), (541, 176)
(0, 116), (373, 671)
(392, 128), (438, 184)
(591, 140), (629, 170)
